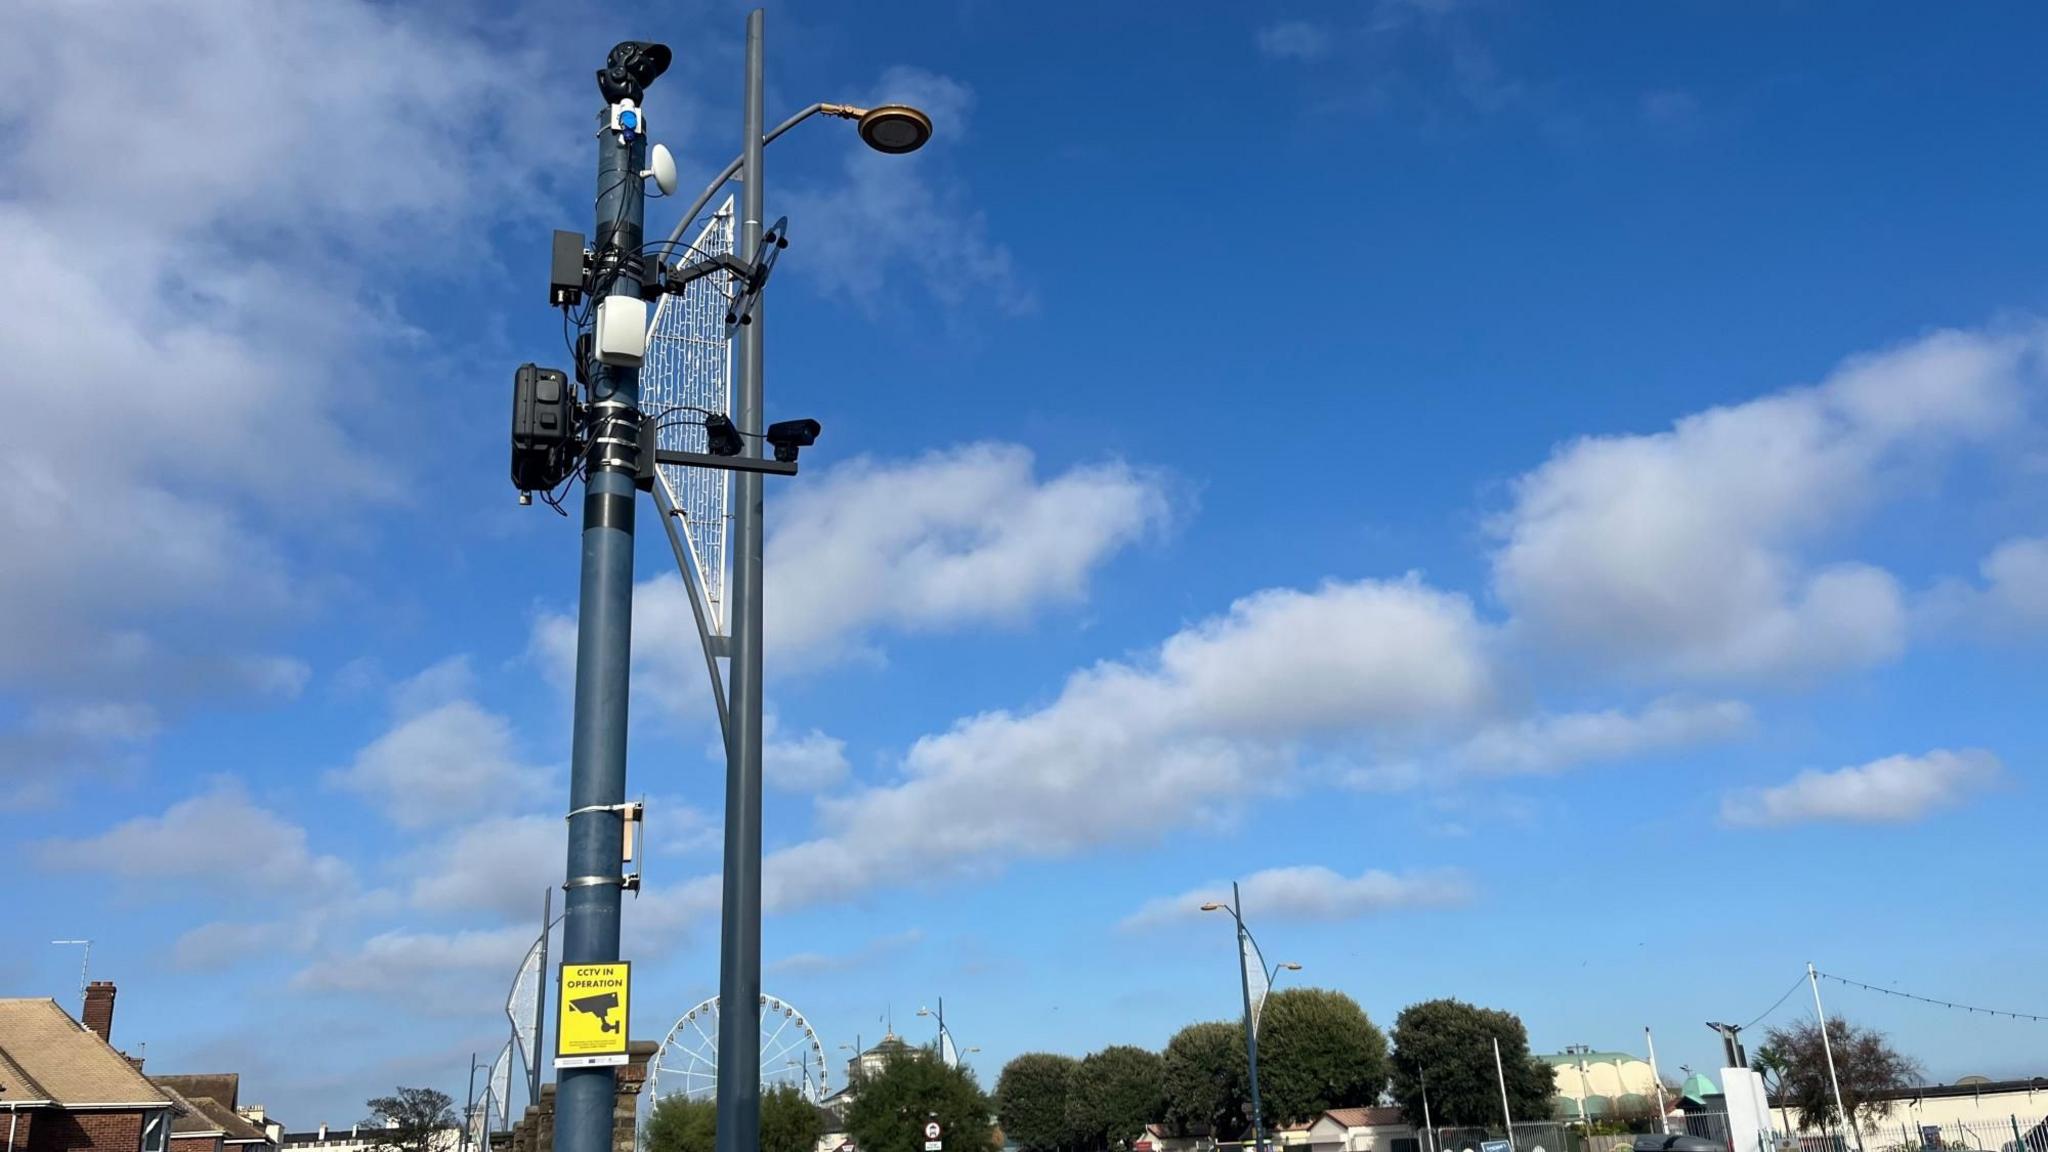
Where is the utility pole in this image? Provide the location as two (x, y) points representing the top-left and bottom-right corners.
(1645, 1026), (1672, 1136)
(1807, 964), (1857, 1152)
(714, 13), (770, 1152)
(557, 40), (664, 1152)
(1493, 1037), (1516, 1150)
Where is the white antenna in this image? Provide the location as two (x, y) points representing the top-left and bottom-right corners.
(51, 940), (91, 1006)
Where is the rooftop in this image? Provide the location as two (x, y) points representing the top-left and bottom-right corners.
(0, 998), (171, 1110)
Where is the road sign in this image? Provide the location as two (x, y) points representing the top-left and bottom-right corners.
(555, 961), (631, 1068)
(1481, 1141), (1512, 1152)
(925, 1124), (942, 1141)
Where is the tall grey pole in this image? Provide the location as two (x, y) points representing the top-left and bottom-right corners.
(557, 78), (647, 1152)
(714, 11), (768, 1152)
(1233, 883), (1266, 1152)
(1808, 964), (1857, 1152)
(533, 887), (551, 1105)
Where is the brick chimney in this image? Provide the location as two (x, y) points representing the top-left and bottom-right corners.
(82, 980), (117, 1044)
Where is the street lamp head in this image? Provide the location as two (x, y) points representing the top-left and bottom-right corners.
(1279, 962), (1303, 971)
(857, 104), (933, 154)
(917, 1006), (932, 1017)
(1199, 902), (1225, 912)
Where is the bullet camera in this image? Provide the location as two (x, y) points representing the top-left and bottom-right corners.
(765, 419), (821, 463)
(597, 41), (672, 106)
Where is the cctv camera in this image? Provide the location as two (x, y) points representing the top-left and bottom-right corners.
(597, 41), (672, 106)
(765, 419), (821, 463)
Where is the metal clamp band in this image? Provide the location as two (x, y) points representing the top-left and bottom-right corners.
(565, 803), (633, 820)
(563, 875), (622, 890)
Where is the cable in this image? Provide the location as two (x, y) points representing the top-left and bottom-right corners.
(1741, 975), (1810, 1032)
(1818, 972), (2048, 1023)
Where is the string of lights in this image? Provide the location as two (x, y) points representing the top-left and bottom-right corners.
(1819, 971), (2048, 1023)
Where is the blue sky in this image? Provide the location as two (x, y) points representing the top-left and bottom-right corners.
(4, 0), (2046, 1128)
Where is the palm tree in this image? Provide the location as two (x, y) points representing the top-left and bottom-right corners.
(1752, 1046), (1794, 1135)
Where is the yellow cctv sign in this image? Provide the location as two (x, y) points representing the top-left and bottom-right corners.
(556, 961), (631, 1068)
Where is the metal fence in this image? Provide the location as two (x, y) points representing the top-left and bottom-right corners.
(1425, 1115), (2047, 1152)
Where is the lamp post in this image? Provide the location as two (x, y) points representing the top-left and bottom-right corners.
(917, 998), (956, 1065)
(1201, 885), (1302, 1152)
(626, 14), (931, 1152)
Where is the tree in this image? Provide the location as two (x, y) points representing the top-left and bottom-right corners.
(1761, 1018), (1923, 1134)
(1065, 1046), (1165, 1152)
(363, 1088), (455, 1152)
(846, 1045), (994, 1152)
(1161, 1022), (1248, 1140)
(1753, 1044), (1797, 1134)
(1388, 999), (1552, 1128)
(642, 1085), (823, 1152)
(1257, 988), (1388, 1126)
(999, 1053), (1079, 1152)
(643, 1095), (717, 1152)
(761, 1084), (828, 1152)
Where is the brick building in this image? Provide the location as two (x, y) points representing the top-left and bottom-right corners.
(0, 987), (176, 1152)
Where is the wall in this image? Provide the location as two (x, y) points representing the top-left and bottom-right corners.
(26, 1109), (143, 1152)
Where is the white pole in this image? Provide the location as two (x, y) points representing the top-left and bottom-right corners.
(1808, 964), (1856, 1152)
(1494, 1038), (1516, 1149)
(1645, 1027), (1672, 1136)
(1422, 1068), (1437, 1152)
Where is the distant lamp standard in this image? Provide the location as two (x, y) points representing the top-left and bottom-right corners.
(1201, 885), (1302, 1152)
(917, 998), (959, 1066)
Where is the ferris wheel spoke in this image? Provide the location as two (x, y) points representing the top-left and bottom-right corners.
(650, 993), (824, 1106)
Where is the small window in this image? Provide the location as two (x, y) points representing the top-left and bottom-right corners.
(143, 1110), (171, 1152)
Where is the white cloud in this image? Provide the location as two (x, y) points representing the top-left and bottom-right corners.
(0, 0), (557, 696)
(1493, 326), (2039, 681)
(764, 718), (850, 791)
(293, 926), (537, 997)
(780, 67), (1031, 315)
(34, 779), (352, 895)
(1980, 537), (2048, 630)
(390, 656), (480, 718)
(1258, 21), (1334, 61)
(1456, 697), (1753, 775)
(407, 814), (562, 921)
(328, 699), (548, 828)
(751, 576), (1493, 910)
(768, 444), (1169, 663)
(768, 928), (924, 976)
(535, 443), (1171, 707)
(1721, 749), (2001, 827)
(1123, 865), (1470, 930)
(0, 701), (160, 809)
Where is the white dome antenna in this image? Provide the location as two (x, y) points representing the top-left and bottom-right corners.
(643, 143), (677, 196)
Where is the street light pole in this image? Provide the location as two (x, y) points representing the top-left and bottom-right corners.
(1230, 885), (1266, 1152)
(918, 997), (950, 1063)
(557, 38), (660, 1152)
(714, 15), (769, 1152)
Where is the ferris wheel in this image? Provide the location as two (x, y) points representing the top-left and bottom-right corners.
(649, 994), (828, 1105)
